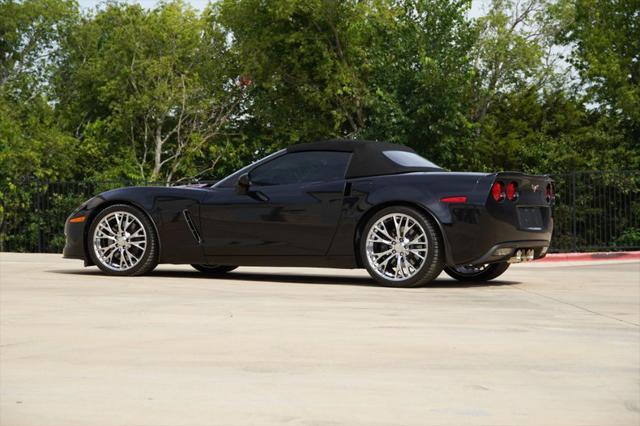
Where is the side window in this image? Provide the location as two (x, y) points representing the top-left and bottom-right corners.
(250, 151), (351, 186)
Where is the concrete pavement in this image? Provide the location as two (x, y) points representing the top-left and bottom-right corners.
(1, 253), (639, 426)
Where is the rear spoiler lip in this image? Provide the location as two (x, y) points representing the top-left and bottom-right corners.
(493, 171), (554, 181)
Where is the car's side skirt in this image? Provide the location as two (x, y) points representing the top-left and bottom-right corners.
(198, 255), (358, 269)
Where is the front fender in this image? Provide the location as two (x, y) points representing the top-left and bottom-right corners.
(79, 186), (209, 265)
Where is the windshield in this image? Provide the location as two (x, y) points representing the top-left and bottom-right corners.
(382, 150), (441, 169)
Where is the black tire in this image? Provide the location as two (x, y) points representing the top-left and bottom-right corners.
(444, 262), (510, 282)
(191, 264), (238, 274)
(88, 204), (159, 276)
(360, 206), (444, 288)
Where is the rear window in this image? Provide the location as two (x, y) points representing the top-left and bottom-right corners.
(383, 151), (440, 168)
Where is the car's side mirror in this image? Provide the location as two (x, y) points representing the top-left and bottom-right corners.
(235, 173), (251, 195)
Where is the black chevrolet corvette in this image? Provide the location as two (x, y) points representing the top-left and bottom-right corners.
(64, 140), (554, 287)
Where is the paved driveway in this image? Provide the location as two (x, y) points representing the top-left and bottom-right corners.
(1, 253), (639, 426)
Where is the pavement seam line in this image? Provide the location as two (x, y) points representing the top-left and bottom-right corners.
(509, 286), (640, 328)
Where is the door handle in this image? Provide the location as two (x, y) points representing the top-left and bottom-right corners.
(250, 191), (269, 202)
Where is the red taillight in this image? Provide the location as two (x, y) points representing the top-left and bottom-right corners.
(506, 182), (518, 201)
(546, 183), (554, 202)
(440, 196), (467, 204)
(491, 181), (505, 202)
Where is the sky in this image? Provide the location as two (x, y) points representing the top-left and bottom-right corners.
(77, 0), (490, 18)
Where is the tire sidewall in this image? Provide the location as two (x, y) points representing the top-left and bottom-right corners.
(88, 204), (158, 276)
(360, 206), (443, 287)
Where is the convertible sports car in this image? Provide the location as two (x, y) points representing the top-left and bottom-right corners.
(64, 140), (554, 287)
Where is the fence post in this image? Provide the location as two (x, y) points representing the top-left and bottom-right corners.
(35, 179), (44, 253)
(0, 197), (5, 252)
(571, 172), (577, 252)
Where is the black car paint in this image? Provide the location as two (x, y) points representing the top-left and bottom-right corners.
(64, 151), (554, 269)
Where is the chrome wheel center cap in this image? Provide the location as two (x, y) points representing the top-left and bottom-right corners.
(393, 242), (405, 254)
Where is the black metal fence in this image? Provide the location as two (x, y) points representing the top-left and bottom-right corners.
(1, 171), (639, 254)
(550, 171), (640, 251)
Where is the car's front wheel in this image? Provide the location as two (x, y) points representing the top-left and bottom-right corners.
(191, 264), (238, 274)
(88, 204), (158, 276)
(443, 263), (510, 282)
(360, 206), (444, 288)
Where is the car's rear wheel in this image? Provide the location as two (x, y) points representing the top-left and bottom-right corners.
(88, 204), (158, 276)
(444, 262), (510, 282)
(191, 264), (238, 274)
(360, 206), (444, 288)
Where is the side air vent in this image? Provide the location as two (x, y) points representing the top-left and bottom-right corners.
(182, 209), (202, 244)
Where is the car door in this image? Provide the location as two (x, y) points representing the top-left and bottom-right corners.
(199, 151), (351, 257)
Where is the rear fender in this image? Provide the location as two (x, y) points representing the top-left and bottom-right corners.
(353, 184), (456, 266)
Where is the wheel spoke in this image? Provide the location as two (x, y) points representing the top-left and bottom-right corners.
(124, 250), (137, 266)
(402, 220), (415, 239)
(393, 216), (401, 239)
(130, 228), (144, 238)
(406, 236), (426, 246)
(409, 250), (425, 260)
(105, 247), (117, 262)
(98, 223), (115, 236)
(368, 231), (392, 245)
(129, 241), (146, 250)
(374, 248), (393, 258)
(113, 213), (121, 233)
(399, 255), (410, 277)
(96, 234), (116, 241)
(375, 222), (394, 241)
(375, 252), (394, 268)
(373, 251), (393, 267)
(98, 243), (116, 253)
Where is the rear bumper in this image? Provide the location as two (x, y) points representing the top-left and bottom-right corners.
(466, 240), (550, 265)
(443, 204), (553, 266)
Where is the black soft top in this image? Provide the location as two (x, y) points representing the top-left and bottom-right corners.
(287, 139), (441, 179)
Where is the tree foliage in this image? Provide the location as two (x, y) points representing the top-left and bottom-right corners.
(55, 1), (247, 182)
(0, 0), (638, 187)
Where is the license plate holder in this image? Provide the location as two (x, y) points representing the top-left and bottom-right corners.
(517, 207), (543, 230)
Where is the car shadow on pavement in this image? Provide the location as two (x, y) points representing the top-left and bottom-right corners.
(50, 269), (520, 288)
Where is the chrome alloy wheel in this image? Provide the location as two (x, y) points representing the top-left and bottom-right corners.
(365, 213), (429, 281)
(92, 211), (147, 271)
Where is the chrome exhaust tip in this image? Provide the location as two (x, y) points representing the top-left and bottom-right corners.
(508, 249), (536, 263)
(525, 248), (535, 261)
(508, 250), (523, 263)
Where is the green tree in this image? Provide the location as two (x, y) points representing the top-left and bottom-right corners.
(0, 0), (79, 184)
(555, 0), (640, 141)
(471, 0), (558, 129)
(363, 0), (476, 166)
(214, 0), (389, 145)
(56, 0), (246, 183)
(472, 88), (637, 173)
(215, 0), (477, 167)
(1, 0), (77, 93)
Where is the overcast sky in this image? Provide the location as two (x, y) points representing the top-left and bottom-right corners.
(77, 0), (490, 18)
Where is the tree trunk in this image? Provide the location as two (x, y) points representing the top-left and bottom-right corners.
(151, 122), (163, 182)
